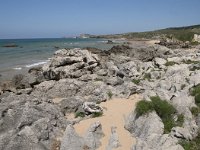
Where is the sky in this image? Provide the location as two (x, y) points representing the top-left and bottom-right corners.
(0, 0), (200, 39)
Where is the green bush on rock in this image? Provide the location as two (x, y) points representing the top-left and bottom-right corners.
(135, 100), (154, 117)
(135, 96), (184, 133)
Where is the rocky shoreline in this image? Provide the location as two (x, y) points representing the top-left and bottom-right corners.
(0, 40), (200, 150)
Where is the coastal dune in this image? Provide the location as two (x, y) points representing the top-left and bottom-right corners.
(74, 94), (141, 150)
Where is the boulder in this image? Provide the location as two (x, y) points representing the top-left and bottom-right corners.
(154, 57), (167, 69)
(60, 125), (84, 150)
(82, 102), (103, 115)
(0, 93), (68, 150)
(60, 122), (103, 150)
(106, 127), (120, 150)
(84, 121), (104, 149)
(59, 96), (84, 114)
(43, 48), (100, 80)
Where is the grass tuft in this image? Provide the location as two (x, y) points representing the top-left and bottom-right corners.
(165, 61), (177, 66)
(75, 112), (85, 118)
(143, 73), (151, 81)
(132, 79), (141, 85)
(107, 91), (113, 99)
(92, 112), (103, 118)
(190, 107), (200, 117)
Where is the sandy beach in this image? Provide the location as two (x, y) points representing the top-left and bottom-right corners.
(73, 94), (141, 150)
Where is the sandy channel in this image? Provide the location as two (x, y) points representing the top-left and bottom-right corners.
(73, 94), (141, 150)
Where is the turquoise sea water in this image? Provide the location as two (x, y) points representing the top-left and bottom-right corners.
(0, 38), (116, 80)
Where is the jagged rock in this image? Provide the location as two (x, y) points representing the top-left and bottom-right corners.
(60, 122), (103, 150)
(105, 77), (124, 86)
(171, 92), (195, 114)
(106, 61), (119, 76)
(0, 93), (68, 150)
(96, 69), (108, 76)
(125, 111), (164, 138)
(106, 127), (120, 150)
(132, 135), (184, 150)
(60, 125), (84, 150)
(154, 57), (167, 68)
(84, 121), (104, 149)
(59, 96), (84, 114)
(82, 102), (103, 115)
(171, 127), (193, 140)
(118, 61), (140, 78)
(43, 48), (100, 80)
(126, 111), (184, 150)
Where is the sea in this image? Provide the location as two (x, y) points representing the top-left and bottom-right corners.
(0, 38), (118, 80)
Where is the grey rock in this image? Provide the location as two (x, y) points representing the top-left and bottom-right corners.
(106, 77), (124, 86)
(0, 93), (68, 150)
(59, 96), (84, 114)
(84, 121), (104, 149)
(60, 122), (103, 150)
(125, 111), (164, 138)
(154, 57), (167, 68)
(43, 48), (100, 80)
(60, 125), (84, 150)
(82, 102), (103, 115)
(106, 127), (120, 150)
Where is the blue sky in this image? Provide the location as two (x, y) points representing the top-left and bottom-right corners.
(0, 0), (200, 39)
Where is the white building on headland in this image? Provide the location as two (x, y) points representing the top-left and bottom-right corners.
(194, 34), (200, 42)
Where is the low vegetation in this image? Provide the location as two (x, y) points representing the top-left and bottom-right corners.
(107, 91), (113, 99)
(190, 84), (200, 107)
(132, 79), (141, 85)
(92, 112), (103, 118)
(94, 24), (200, 42)
(179, 130), (200, 150)
(143, 73), (151, 81)
(135, 96), (184, 133)
(75, 112), (85, 118)
(135, 100), (154, 117)
(165, 61), (177, 66)
(189, 65), (200, 71)
(189, 84), (200, 118)
(190, 107), (200, 117)
(182, 60), (200, 64)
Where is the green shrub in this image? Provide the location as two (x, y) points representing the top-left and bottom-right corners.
(190, 107), (200, 117)
(92, 112), (103, 118)
(151, 96), (176, 119)
(143, 73), (151, 81)
(132, 79), (140, 85)
(195, 94), (200, 106)
(150, 96), (177, 133)
(135, 96), (182, 133)
(107, 91), (113, 99)
(190, 85), (200, 106)
(182, 60), (199, 64)
(163, 118), (176, 134)
(191, 41), (199, 45)
(190, 84), (200, 96)
(75, 112), (85, 118)
(176, 114), (184, 127)
(165, 61), (177, 66)
(135, 100), (154, 117)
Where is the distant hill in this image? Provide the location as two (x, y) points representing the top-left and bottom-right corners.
(93, 24), (200, 42)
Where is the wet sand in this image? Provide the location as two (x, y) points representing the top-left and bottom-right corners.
(73, 94), (141, 150)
